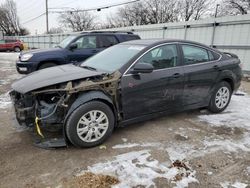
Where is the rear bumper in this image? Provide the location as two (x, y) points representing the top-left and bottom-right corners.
(16, 61), (38, 74)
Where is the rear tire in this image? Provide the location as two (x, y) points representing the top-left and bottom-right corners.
(208, 81), (232, 113)
(14, 46), (21, 52)
(66, 101), (115, 148)
(38, 62), (57, 70)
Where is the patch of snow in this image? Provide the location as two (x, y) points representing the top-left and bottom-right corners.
(0, 92), (11, 109)
(198, 95), (250, 130)
(112, 142), (164, 150)
(166, 144), (201, 161)
(207, 171), (213, 175)
(112, 143), (140, 149)
(220, 181), (230, 188)
(0, 53), (19, 61)
(121, 138), (128, 142)
(203, 133), (250, 153)
(0, 79), (8, 86)
(231, 182), (248, 188)
(247, 166), (250, 173)
(220, 181), (248, 188)
(80, 150), (198, 188)
(174, 175), (198, 188)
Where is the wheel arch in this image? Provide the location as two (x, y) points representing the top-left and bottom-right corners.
(64, 90), (117, 126)
(220, 77), (234, 91)
(37, 60), (60, 70)
(216, 70), (237, 91)
(62, 90), (117, 145)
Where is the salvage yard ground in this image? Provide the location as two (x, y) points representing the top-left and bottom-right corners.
(0, 53), (249, 188)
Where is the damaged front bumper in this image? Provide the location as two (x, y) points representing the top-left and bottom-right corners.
(9, 71), (122, 148)
(9, 90), (36, 127)
(9, 90), (68, 148)
(9, 90), (66, 127)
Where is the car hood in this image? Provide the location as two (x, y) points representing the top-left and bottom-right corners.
(22, 48), (64, 56)
(12, 64), (104, 94)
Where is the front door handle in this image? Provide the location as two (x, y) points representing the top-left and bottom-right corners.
(172, 73), (181, 78)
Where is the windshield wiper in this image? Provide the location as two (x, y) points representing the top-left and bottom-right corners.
(82, 66), (97, 71)
(54, 45), (62, 48)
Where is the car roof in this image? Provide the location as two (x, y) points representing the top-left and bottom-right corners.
(121, 39), (213, 49)
(79, 31), (139, 36)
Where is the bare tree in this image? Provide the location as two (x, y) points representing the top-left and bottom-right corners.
(106, 0), (213, 28)
(0, 0), (28, 35)
(145, 0), (178, 24)
(106, 0), (179, 27)
(177, 0), (213, 21)
(59, 10), (96, 32)
(218, 0), (250, 16)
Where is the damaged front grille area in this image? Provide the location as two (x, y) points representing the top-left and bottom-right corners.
(10, 90), (35, 127)
(10, 90), (66, 127)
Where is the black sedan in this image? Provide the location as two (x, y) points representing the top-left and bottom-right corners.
(10, 39), (242, 148)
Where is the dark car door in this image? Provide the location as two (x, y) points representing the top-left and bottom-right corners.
(67, 35), (101, 63)
(121, 44), (184, 120)
(180, 44), (222, 106)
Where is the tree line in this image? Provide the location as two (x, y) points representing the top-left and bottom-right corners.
(1, 0), (250, 35)
(58, 0), (250, 32)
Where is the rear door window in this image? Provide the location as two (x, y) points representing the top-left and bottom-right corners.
(98, 35), (118, 48)
(181, 45), (210, 65)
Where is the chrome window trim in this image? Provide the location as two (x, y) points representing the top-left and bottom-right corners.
(179, 42), (222, 65)
(123, 42), (222, 77)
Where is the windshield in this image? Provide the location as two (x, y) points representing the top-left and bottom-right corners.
(81, 44), (145, 73)
(58, 35), (77, 48)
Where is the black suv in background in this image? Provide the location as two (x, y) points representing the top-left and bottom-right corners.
(16, 31), (140, 74)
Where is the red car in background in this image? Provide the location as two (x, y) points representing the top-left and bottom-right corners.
(0, 39), (24, 52)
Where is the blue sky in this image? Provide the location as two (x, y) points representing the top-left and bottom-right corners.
(0, 0), (125, 34)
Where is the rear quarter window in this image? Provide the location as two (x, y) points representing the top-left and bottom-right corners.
(98, 35), (118, 48)
(181, 44), (220, 65)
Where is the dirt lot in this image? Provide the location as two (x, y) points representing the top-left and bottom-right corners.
(0, 53), (249, 188)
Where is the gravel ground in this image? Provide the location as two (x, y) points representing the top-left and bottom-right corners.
(0, 52), (249, 188)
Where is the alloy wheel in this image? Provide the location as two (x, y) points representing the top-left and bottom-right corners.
(76, 110), (109, 143)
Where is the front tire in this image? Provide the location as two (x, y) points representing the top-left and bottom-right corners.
(208, 81), (232, 113)
(66, 101), (115, 148)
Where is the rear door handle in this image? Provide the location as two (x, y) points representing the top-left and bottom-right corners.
(172, 73), (181, 78)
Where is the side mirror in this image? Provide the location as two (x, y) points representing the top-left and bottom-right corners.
(131, 63), (154, 74)
(69, 43), (78, 50)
